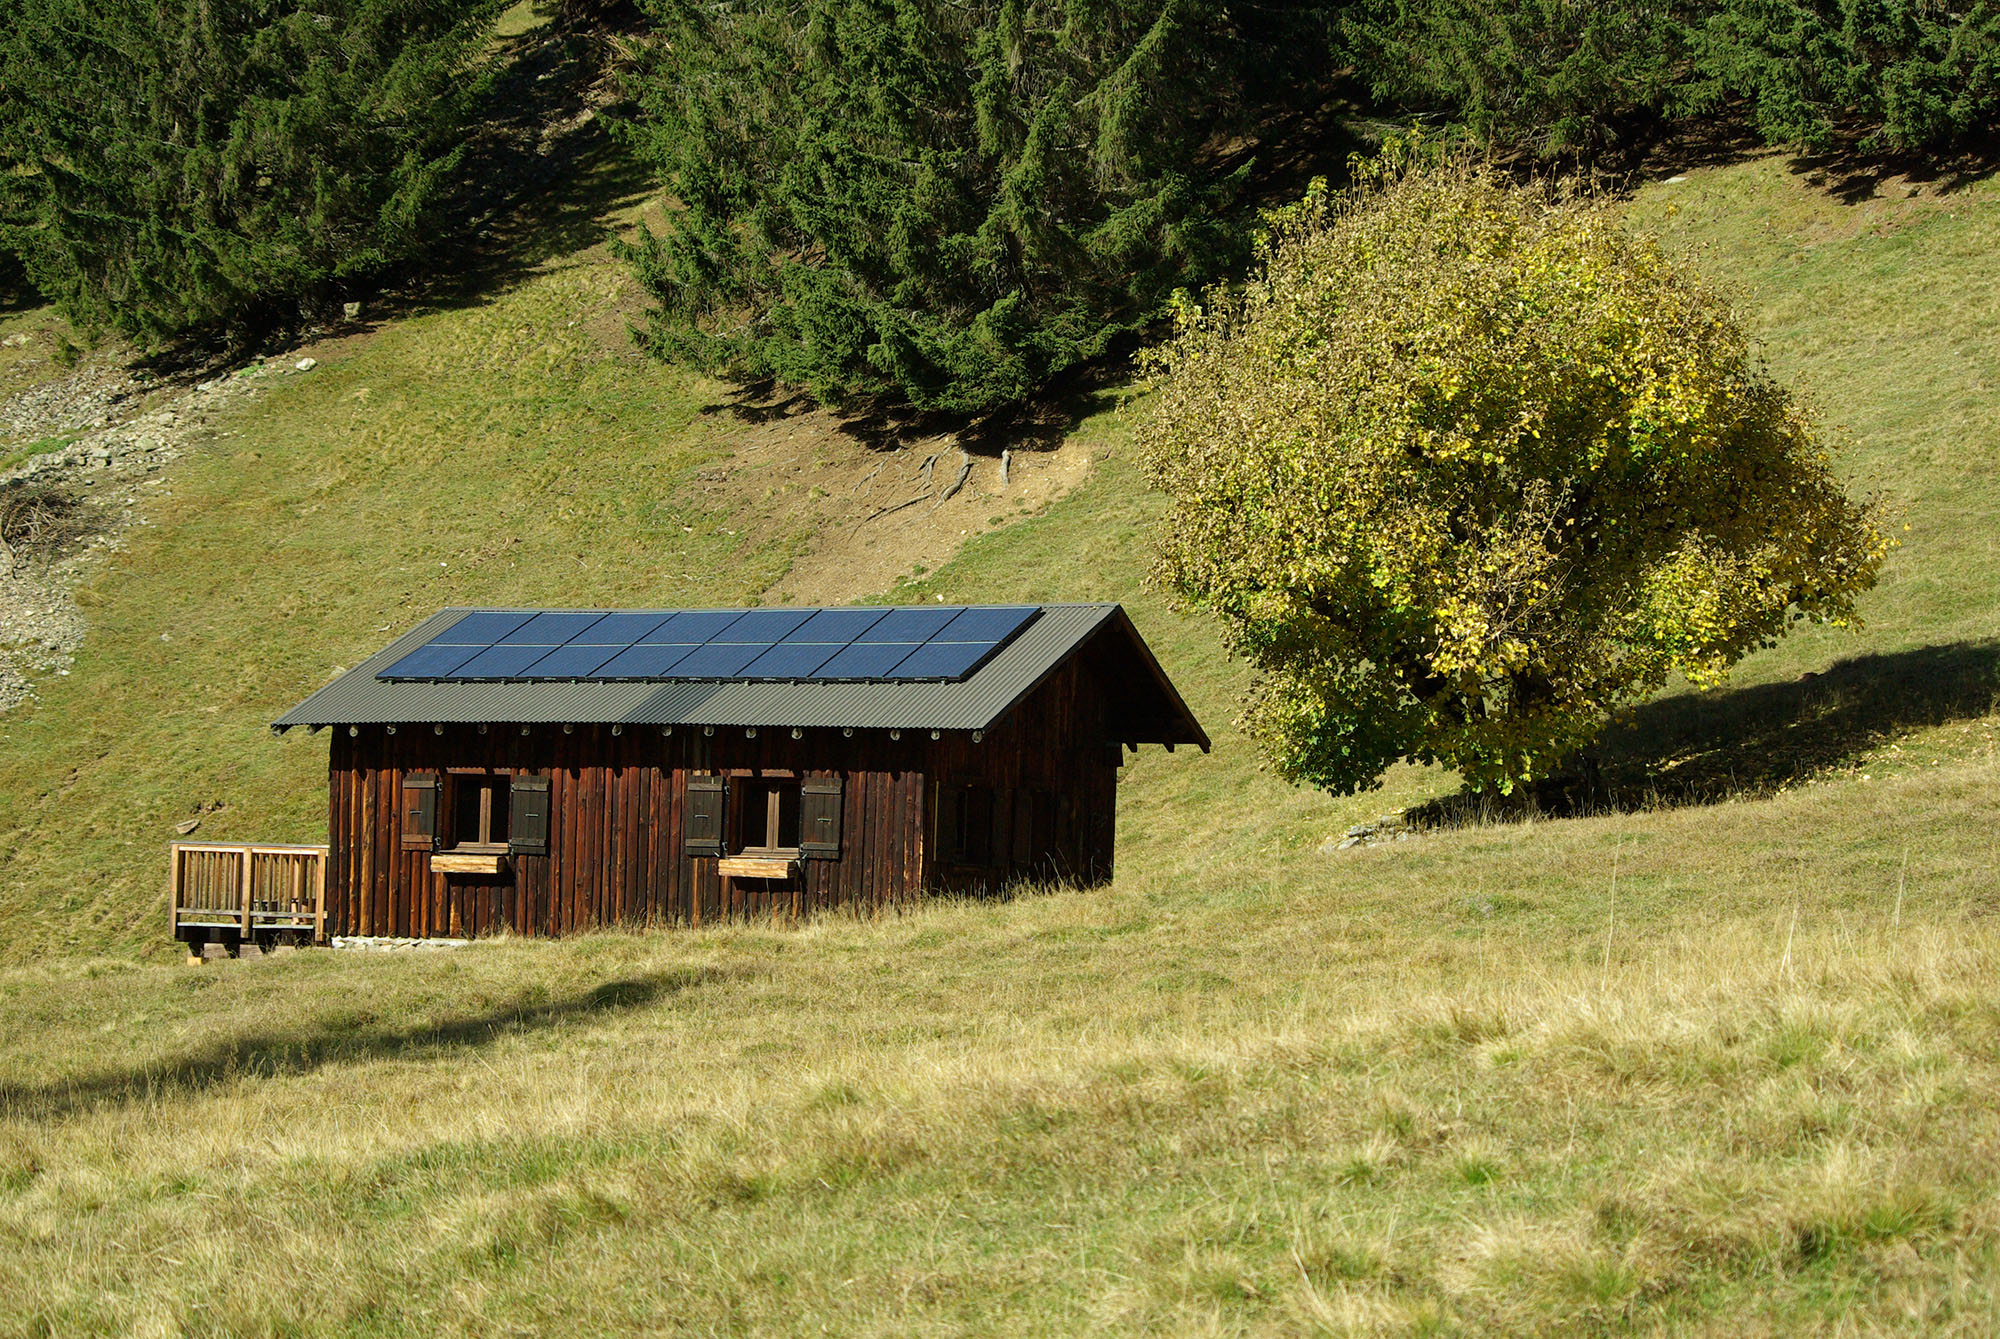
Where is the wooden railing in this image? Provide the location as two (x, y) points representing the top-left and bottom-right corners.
(170, 842), (327, 942)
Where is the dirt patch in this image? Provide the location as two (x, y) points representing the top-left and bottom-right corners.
(677, 400), (1095, 607)
(0, 358), (290, 711)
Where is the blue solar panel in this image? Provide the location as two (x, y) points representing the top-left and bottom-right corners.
(858, 608), (959, 643)
(741, 641), (841, 679)
(782, 607), (888, 642)
(440, 610), (535, 643)
(717, 608), (813, 642)
(377, 605), (1041, 683)
(581, 612), (673, 643)
(936, 605), (1038, 643)
(594, 643), (697, 678)
(498, 611), (606, 645)
(882, 640), (997, 680)
(667, 642), (767, 678)
(519, 644), (620, 678)
(641, 610), (745, 643)
(455, 644), (563, 678)
(813, 641), (921, 679)
(378, 642), (484, 679)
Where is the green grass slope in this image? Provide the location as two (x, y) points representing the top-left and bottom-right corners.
(1, 157), (1998, 1334)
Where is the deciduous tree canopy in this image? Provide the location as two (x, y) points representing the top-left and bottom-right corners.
(1141, 156), (1889, 795)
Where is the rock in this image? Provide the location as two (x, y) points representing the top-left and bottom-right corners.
(1337, 836), (1362, 850)
(294, 357), (318, 372)
(201, 941), (229, 961)
(174, 817), (201, 836)
(1, 333), (29, 348)
(342, 301), (363, 320)
(237, 943), (264, 961)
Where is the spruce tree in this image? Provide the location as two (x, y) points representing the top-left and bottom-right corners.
(0, 0), (506, 345)
(618, 0), (1339, 413)
(1340, 1), (1704, 158)
(1693, 1), (2000, 152)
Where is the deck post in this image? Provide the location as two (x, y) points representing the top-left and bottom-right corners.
(239, 849), (253, 938)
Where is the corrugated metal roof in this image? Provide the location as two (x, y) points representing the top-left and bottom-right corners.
(274, 603), (1209, 748)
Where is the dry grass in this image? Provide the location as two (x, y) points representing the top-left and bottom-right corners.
(3, 795), (1998, 1334)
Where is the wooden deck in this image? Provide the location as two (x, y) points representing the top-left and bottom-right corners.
(170, 842), (327, 944)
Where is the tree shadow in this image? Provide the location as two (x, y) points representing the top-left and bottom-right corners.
(0, 964), (724, 1123)
(1412, 641), (2000, 826)
(406, 12), (656, 311)
(1786, 124), (2000, 204)
(702, 357), (1130, 459)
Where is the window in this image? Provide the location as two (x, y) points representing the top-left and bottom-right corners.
(448, 774), (512, 852)
(732, 778), (801, 856)
(946, 784), (994, 866)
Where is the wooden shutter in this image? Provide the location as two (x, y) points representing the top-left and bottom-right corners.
(800, 777), (843, 858)
(685, 774), (725, 857)
(508, 774), (550, 855)
(400, 773), (438, 851)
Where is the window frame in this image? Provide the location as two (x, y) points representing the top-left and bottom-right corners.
(444, 769), (513, 854)
(730, 774), (802, 859)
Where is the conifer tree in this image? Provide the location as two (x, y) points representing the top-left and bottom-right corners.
(619, 0), (1339, 412)
(0, 0), (505, 344)
(1693, 1), (2000, 152)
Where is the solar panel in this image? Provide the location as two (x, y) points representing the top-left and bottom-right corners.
(454, 644), (563, 678)
(882, 640), (997, 680)
(594, 644), (698, 678)
(664, 642), (767, 678)
(740, 641), (841, 679)
(782, 608), (888, 642)
(858, 608), (958, 643)
(441, 610), (536, 643)
(377, 642), (484, 680)
(642, 610), (745, 643)
(498, 611), (606, 645)
(377, 605), (1042, 684)
(519, 644), (620, 678)
(810, 641), (921, 679)
(936, 605), (1037, 643)
(582, 612), (674, 643)
(716, 608), (813, 642)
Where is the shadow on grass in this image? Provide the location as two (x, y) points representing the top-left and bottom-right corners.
(701, 359), (1130, 460)
(411, 16), (655, 310)
(1414, 640), (2000, 825)
(0, 964), (722, 1122)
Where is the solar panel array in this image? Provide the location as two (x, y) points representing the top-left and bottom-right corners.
(377, 606), (1042, 684)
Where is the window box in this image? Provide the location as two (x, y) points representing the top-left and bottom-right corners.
(717, 855), (798, 880)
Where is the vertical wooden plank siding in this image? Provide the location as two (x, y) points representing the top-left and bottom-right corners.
(319, 656), (1124, 938)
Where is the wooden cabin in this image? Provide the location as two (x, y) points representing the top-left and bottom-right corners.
(267, 602), (1206, 940)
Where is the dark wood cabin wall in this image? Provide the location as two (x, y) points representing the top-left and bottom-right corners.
(327, 725), (933, 938)
(920, 658), (1122, 896)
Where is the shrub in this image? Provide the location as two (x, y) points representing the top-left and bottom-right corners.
(1139, 154), (1889, 795)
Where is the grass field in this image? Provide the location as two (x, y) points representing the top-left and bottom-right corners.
(1, 146), (1998, 1333)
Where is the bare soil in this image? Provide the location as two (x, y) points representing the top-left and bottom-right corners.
(689, 404), (1094, 607)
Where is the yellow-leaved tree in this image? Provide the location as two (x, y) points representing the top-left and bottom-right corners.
(1140, 155), (1889, 795)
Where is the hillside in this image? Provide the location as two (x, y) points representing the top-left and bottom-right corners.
(1, 138), (1998, 1333)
